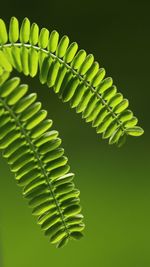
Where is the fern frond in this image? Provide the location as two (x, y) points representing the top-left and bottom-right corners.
(0, 17), (144, 147)
(0, 16), (144, 248)
(0, 72), (84, 248)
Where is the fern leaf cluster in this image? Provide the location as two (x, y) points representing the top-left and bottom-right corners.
(0, 17), (144, 248)
(0, 17), (143, 147)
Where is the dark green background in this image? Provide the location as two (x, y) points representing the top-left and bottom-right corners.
(0, 1), (149, 266)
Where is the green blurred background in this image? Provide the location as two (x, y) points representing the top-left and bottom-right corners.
(0, 0), (149, 266)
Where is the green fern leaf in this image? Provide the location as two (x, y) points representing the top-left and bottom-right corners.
(0, 16), (144, 248)
(0, 73), (84, 247)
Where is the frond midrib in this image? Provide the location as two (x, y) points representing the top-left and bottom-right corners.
(0, 42), (125, 132)
(0, 95), (70, 237)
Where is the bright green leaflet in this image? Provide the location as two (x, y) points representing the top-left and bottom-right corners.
(0, 17), (144, 248)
